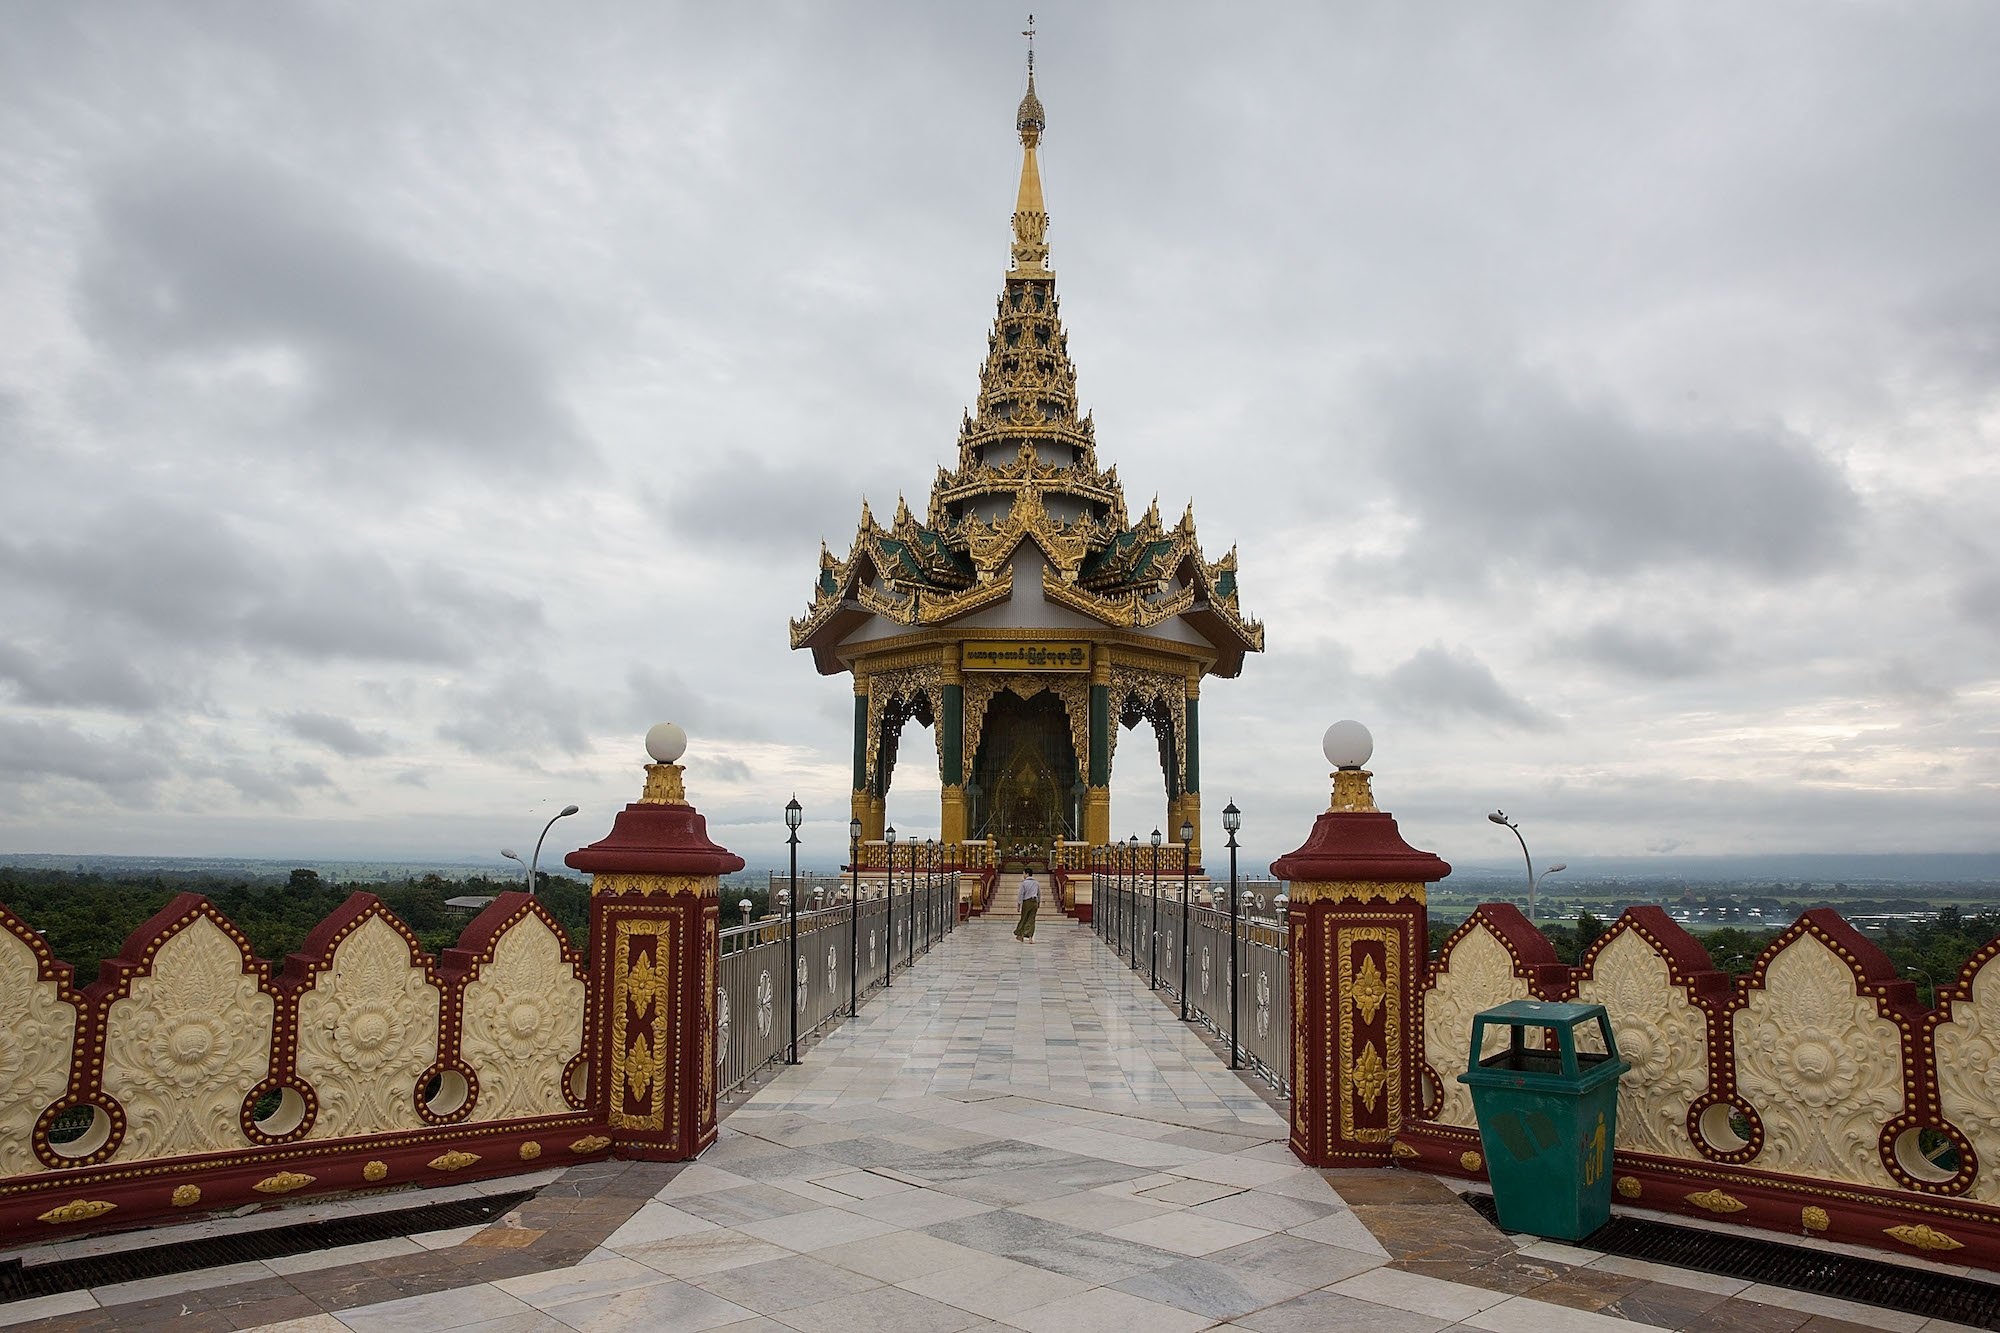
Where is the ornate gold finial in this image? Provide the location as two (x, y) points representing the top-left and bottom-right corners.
(642, 764), (688, 805)
(1010, 18), (1050, 275)
(1017, 16), (1044, 139)
(1330, 769), (1377, 813)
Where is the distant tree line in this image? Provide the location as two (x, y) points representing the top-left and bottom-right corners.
(0, 866), (593, 979)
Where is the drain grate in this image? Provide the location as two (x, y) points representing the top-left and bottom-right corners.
(1463, 1191), (2000, 1330)
(0, 1188), (537, 1304)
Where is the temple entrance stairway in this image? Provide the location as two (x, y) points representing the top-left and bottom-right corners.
(991, 869), (1026, 914)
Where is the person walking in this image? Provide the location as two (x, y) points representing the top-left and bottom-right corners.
(1013, 869), (1040, 942)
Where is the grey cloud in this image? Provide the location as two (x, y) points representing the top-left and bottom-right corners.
(0, 718), (171, 792)
(282, 711), (389, 758)
(192, 758), (336, 809)
(1363, 361), (1860, 581)
(0, 638), (171, 711)
(75, 149), (577, 464)
(1380, 645), (1555, 731)
(0, 500), (538, 666)
(658, 452), (851, 557)
(1864, 659), (1957, 709)
(437, 672), (590, 759)
(1957, 572), (2000, 631)
(1560, 623), (1728, 681)
(706, 755), (753, 784)
(623, 667), (771, 744)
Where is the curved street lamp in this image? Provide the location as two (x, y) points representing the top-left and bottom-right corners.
(499, 847), (529, 888)
(1488, 810), (1565, 923)
(520, 804), (581, 896)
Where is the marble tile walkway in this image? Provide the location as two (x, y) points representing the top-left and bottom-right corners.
(0, 911), (1974, 1332)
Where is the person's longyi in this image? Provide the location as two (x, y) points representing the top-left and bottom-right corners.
(1014, 870), (1040, 942)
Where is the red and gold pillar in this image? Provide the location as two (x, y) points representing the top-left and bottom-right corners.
(566, 725), (744, 1161)
(1270, 727), (1450, 1167)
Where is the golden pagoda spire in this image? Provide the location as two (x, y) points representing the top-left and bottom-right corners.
(1011, 17), (1050, 275)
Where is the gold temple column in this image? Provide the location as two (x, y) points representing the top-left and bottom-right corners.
(1182, 669), (1202, 864)
(1085, 655), (1112, 846)
(853, 676), (883, 840)
(940, 656), (967, 845)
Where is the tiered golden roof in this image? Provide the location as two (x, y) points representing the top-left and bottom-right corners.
(791, 60), (1262, 674)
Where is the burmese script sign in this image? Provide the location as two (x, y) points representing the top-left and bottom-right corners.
(961, 641), (1091, 672)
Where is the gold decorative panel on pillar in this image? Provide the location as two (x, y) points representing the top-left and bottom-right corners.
(567, 741), (741, 1163)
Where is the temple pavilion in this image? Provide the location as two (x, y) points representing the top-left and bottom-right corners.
(790, 55), (1261, 867)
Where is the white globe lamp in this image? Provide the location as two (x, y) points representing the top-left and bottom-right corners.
(645, 721), (688, 765)
(1322, 719), (1373, 770)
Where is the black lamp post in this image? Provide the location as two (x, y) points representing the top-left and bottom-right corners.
(1179, 817), (1194, 1021)
(1128, 832), (1144, 964)
(884, 825), (896, 989)
(924, 838), (936, 952)
(848, 816), (862, 1017)
(1147, 826), (1167, 987)
(784, 795), (802, 1065)
(1223, 800), (1241, 1068)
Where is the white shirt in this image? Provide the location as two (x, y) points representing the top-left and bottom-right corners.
(1019, 875), (1040, 900)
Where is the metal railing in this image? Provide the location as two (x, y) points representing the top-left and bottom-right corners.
(1091, 873), (1292, 1095)
(717, 872), (958, 1098)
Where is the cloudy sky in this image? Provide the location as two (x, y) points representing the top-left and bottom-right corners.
(2, 3), (1995, 875)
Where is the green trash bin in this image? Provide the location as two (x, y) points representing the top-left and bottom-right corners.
(1457, 999), (1629, 1241)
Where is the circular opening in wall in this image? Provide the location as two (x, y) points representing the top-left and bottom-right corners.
(45, 1103), (112, 1159)
(423, 1069), (471, 1118)
(250, 1085), (309, 1138)
(566, 1059), (590, 1106)
(1894, 1125), (1962, 1184)
(1697, 1102), (1754, 1154)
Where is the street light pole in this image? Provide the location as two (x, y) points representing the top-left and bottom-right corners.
(526, 805), (580, 896)
(1223, 801), (1241, 1068)
(1179, 817), (1193, 1021)
(1127, 835), (1141, 971)
(848, 816), (862, 1018)
(785, 796), (802, 1065)
(499, 848), (530, 889)
(1488, 811), (1563, 923)
(1149, 828), (1162, 990)
(884, 826), (896, 989)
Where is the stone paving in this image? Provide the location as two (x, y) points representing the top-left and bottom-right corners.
(0, 908), (1978, 1331)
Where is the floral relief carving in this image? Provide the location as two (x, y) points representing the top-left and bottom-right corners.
(1575, 929), (1707, 1159)
(1934, 952), (2000, 1204)
(1734, 934), (1902, 1188)
(460, 914), (585, 1122)
(1424, 926), (1532, 1128)
(103, 916), (273, 1162)
(865, 664), (943, 788)
(297, 915), (440, 1140)
(0, 929), (76, 1177)
(1104, 664), (1186, 778)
